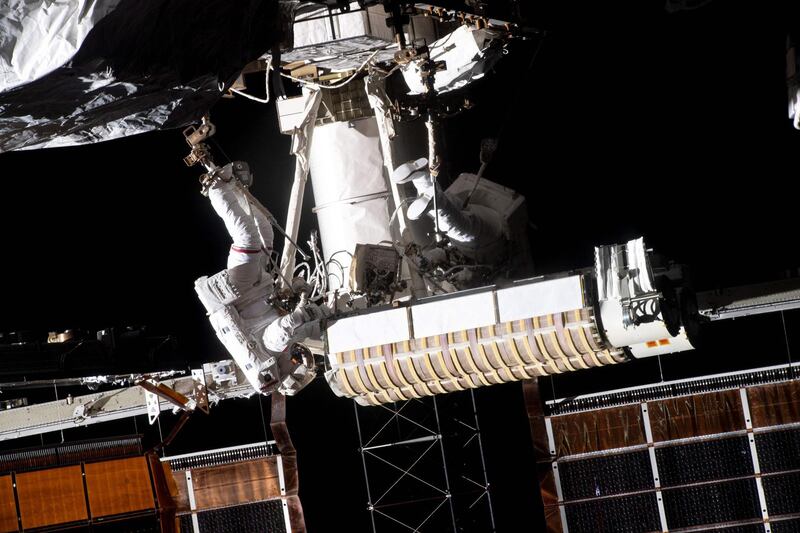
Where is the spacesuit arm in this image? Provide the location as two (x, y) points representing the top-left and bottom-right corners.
(262, 303), (330, 353)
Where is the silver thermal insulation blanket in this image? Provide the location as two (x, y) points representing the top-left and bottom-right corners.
(308, 118), (392, 289)
(0, 0), (284, 152)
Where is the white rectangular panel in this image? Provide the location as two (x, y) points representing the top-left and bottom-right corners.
(293, 3), (367, 49)
(326, 307), (409, 354)
(309, 118), (392, 290)
(411, 291), (495, 338)
(628, 329), (695, 358)
(496, 276), (584, 323)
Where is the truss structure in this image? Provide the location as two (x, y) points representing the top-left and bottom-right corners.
(353, 390), (496, 532)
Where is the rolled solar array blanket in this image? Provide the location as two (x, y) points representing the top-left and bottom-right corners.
(324, 274), (626, 406)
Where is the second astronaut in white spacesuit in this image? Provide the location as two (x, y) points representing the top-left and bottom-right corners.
(194, 166), (328, 395)
(392, 157), (505, 264)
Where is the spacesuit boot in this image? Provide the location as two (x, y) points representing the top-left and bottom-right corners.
(391, 157), (437, 220)
(200, 161), (254, 196)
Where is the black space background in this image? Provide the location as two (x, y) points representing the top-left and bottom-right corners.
(1, 1), (800, 532)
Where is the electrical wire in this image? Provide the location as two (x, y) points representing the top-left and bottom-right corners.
(329, 249), (354, 261)
(309, 232), (328, 298)
(325, 257), (347, 290)
(229, 56), (272, 104)
(326, 272), (342, 289)
(388, 197), (414, 230)
(230, 46), (384, 104)
(781, 310), (794, 378)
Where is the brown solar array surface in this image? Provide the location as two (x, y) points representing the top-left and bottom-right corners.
(648, 389), (745, 442)
(550, 403), (646, 456)
(534, 375), (800, 533)
(193, 459), (281, 510)
(85, 457), (155, 518)
(524, 380), (564, 533)
(171, 457), (282, 514)
(548, 389), (753, 458)
(749, 380), (800, 427)
(16, 465), (88, 530)
(0, 476), (16, 533)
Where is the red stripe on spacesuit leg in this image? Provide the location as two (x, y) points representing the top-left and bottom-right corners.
(231, 245), (261, 254)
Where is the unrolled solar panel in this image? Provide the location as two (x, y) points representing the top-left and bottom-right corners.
(655, 436), (754, 487)
(564, 492), (661, 533)
(763, 471), (800, 516)
(661, 478), (761, 529)
(531, 363), (800, 532)
(558, 450), (653, 500)
(195, 500), (287, 533)
(771, 518), (800, 533)
(755, 427), (800, 473)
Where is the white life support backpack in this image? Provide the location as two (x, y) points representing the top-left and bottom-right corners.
(195, 268), (273, 315)
(195, 269), (279, 392)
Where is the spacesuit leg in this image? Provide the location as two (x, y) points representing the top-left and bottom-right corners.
(432, 191), (479, 243)
(252, 203), (275, 257)
(208, 180), (264, 288)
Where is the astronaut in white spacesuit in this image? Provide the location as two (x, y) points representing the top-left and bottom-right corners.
(392, 157), (505, 264)
(194, 163), (328, 395)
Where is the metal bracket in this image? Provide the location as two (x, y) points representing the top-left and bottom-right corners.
(183, 143), (212, 168)
(145, 389), (160, 425)
(183, 120), (216, 147)
(182, 115), (218, 174)
(209, 360), (237, 387)
(138, 379), (196, 426)
(192, 369), (210, 415)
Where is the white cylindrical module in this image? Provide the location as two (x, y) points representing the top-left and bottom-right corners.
(308, 117), (392, 291)
(598, 300), (695, 358)
(598, 300), (674, 347)
(322, 236), (703, 406)
(594, 237), (696, 358)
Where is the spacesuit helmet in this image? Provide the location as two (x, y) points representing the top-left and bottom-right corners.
(289, 342), (313, 367)
(273, 342), (317, 396)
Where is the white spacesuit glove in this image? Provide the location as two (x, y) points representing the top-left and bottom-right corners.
(303, 301), (333, 321)
(262, 300), (332, 353)
(290, 276), (313, 296)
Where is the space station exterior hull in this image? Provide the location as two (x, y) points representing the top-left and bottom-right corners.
(308, 118), (393, 291)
